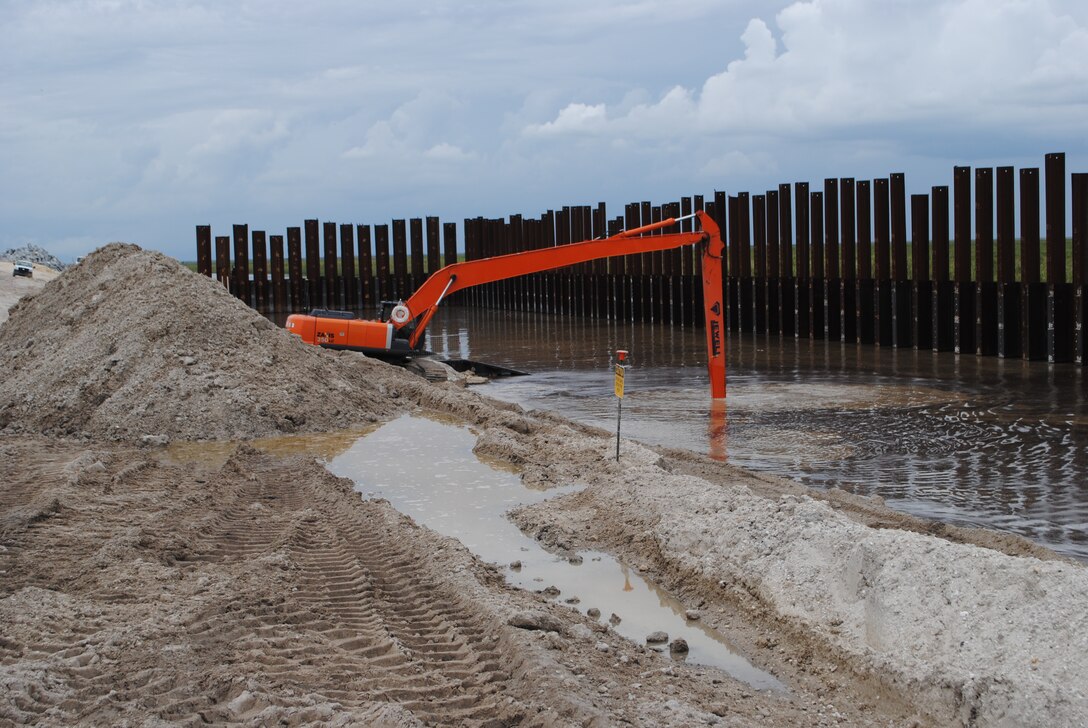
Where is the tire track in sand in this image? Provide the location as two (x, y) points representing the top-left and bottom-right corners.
(178, 450), (529, 726)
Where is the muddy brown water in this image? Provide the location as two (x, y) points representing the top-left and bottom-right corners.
(417, 306), (1088, 561)
(168, 413), (787, 687)
(326, 414), (786, 690)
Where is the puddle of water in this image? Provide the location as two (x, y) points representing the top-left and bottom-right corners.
(164, 427), (376, 469)
(422, 307), (1088, 561)
(326, 414), (785, 691)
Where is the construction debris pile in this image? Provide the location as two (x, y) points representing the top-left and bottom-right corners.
(0, 243), (66, 271)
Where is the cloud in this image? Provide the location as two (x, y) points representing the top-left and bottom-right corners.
(424, 143), (472, 161)
(342, 92), (474, 163)
(2, 0), (1083, 262)
(189, 109), (290, 158)
(700, 150), (778, 179)
(524, 103), (608, 136)
(526, 0), (1088, 142)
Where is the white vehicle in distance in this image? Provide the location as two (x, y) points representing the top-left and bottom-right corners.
(12, 260), (34, 278)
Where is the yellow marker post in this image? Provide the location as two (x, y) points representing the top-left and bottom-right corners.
(614, 350), (629, 461)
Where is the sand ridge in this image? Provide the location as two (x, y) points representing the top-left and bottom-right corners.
(488, 421), (1088, 727)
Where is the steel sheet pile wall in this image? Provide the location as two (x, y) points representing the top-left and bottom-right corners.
(196, 152), (1088, 364)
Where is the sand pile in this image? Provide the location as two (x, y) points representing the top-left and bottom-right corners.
(0, 244), (421, 441)
(485, 423), (1088, 727)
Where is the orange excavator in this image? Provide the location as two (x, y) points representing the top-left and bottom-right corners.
(286, 210), (726, 398)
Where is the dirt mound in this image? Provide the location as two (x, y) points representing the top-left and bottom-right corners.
(0, 244), (419, 441)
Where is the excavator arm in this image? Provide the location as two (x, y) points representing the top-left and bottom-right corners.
(286, 209), (726, 397)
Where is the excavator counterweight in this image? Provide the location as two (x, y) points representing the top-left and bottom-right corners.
(286, 210), (726, 398)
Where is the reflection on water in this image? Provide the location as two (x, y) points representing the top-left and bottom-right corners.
(423, 307), (1088, 561)
(327, 415), (785, 689)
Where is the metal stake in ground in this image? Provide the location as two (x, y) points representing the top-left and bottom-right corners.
(614, 350), (628, 461)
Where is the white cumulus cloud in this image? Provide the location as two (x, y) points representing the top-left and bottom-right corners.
(343, 91), (476, 163)
(524, 103), (609, 136)
(425, 143), (473, 161)
(527, 0), (1088, 141)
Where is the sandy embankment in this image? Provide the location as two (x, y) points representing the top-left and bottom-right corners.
(1, 244), (1085, 727)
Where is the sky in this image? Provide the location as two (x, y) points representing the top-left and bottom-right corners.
(2, 0), (1087, 263)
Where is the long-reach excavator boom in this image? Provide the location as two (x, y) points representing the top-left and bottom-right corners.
(286, 210), (726, 397)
